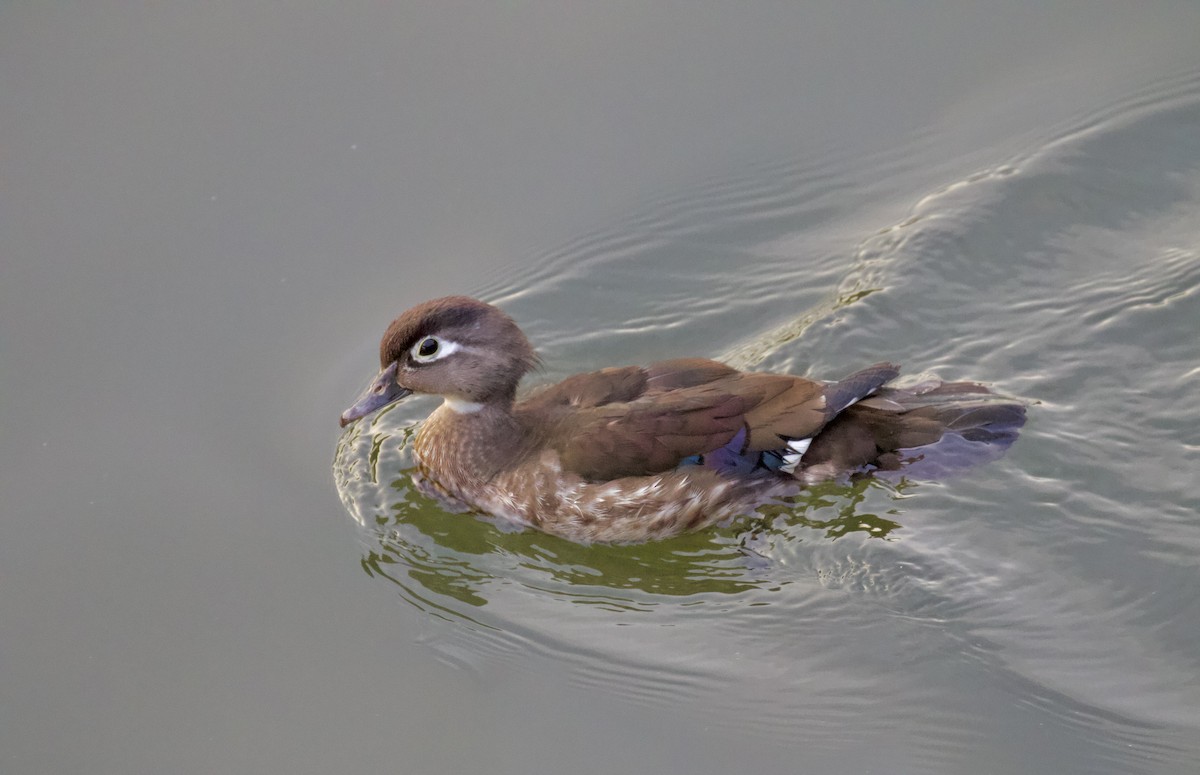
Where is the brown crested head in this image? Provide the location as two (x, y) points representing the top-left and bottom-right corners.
(377, 296), (538, 405)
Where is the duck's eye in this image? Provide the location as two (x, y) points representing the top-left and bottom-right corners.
(411, 336), (461, 363)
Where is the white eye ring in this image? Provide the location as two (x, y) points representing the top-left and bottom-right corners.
(410, 336), (462, 363)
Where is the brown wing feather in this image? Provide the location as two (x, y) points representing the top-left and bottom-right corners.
(520, 359), (739, 412)
(733, 374), (830, 450)
(552, 386), (749, 480)
(541, 363), (830, 479)
(644, 358), (739, 390)
(521, 359), (896, 481)
(519, 365), (649, 410)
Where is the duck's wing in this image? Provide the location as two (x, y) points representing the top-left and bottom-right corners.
(535, 360), (899, 481)
(519, 358), (743, 411)
(724, 362), (899, 452)
(546, 383), (750, 480)
(518, 365), (651, 411)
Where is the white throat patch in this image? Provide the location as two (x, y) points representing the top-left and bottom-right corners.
(443, 396), (485, 414)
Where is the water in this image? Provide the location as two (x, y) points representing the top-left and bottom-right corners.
(4, 4), (1200, 774)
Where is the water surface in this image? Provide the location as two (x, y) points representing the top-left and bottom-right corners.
(4, 4), (1200, 774)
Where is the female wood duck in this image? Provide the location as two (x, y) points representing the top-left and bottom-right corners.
(340, 296), (1024, 543)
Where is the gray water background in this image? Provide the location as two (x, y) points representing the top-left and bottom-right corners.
(4, 4), (1200, 774)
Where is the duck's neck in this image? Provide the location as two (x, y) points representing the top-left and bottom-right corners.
(414, 399), (527, 486)
(440, 395), (486, 414)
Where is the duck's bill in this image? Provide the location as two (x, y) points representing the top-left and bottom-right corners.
(339, 361), (412, 427)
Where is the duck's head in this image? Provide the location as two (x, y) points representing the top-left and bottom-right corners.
(339, 296), (538, 427)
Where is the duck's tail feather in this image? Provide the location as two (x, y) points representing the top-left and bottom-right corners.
(824, 362), (901, 416)
(797, 379), (1026, 482)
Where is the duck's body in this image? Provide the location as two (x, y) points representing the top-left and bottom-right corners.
(340, 296), (1024, 542)
(412, 399), (762, 542)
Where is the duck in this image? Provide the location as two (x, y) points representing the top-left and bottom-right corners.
(339, 296), (1025, 543)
